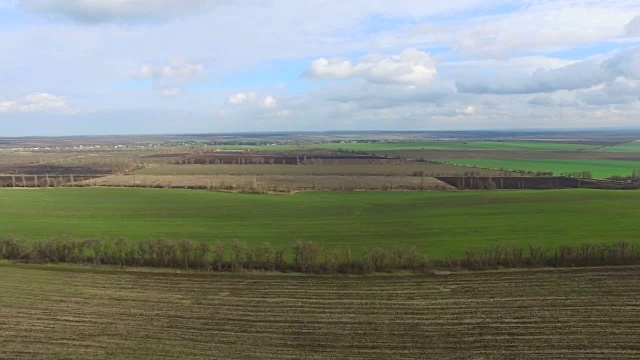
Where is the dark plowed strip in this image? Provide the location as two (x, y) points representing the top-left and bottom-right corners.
(1, 265), (639, 359)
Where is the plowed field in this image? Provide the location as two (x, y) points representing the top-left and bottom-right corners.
(1, 264), (639, 359)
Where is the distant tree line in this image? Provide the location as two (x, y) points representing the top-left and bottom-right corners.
(1, 237), (639, 274)
(561, 171), (593, 179)
(608, 170), (640, 183)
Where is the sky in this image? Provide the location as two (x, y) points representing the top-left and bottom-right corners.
(1, 0), (640, 136)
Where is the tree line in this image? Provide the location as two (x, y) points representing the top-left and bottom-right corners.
(1, 237), (639, 273)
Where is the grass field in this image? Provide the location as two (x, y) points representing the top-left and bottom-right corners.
(440, 158), (640, 178)
(599, 140), (640, 152)
(312, 141), (601, 151)
(1, 264), (639, 359)
(213, 141), (601, 152)
(1, 188), (640, 258)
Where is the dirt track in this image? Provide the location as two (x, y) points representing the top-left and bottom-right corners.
(1, 265), (639, 359)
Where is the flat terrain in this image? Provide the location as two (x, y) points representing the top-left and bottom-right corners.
(1, 264), (639, 359)
(599, 140), (640, 152)
(1, 188), (640, 258)
(215, 141), (602, 152)
(134, 163), (514, 176)
(439, 159), (640, 178)
(80, 174), (453, 191)
(381, 149), (640, 161)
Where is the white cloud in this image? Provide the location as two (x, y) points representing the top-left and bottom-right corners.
(277, 109), (291, 117)
(308, 58), (354, 79)
(227, 92), (257, 105)
(457, 47), (640, 95)
(453, 3), (638, 57)
(261, 96), (277, 108)
(528, 90), (581, 107)
(226, 93), (276, 108)
(529, 79), (640, 108)
(22, 0), (217, 23)
(134, 61), (203, 96)
(161, 88), (181, 97)
(626, 15), (640, 37)
(160, 63), (204, 80)
(591, 78), (640, 105)
(457, 59), (609, 94)
(136, 64), (154, 79)
(307, 48), (437, 86)
(458, 105), (476, 115)
(136, 61), (204, 81)
(323, 81), (454, 109)
(6, 0), (640, 134)
(605, 47), (640, 80)
(0, 93), (72, 114)
(444, 56), (578, 76)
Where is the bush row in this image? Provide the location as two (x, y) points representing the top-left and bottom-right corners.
(1, 237), (639, 273)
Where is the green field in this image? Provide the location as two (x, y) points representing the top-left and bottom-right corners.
(440, 158), (640, 178)
(213, 141), (600, 152)
(314, 141), (600, 151)
(1, 188), (639, 258)
(599, 140), (640, 152)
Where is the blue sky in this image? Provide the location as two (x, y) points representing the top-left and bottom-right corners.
(1, 0), (640, 136)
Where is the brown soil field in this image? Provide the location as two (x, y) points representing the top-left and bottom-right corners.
(1, 264), (639, 359)
(143, 152), (193, 158)
(0, 151), (170, 175)
(378, 149), (640, 161)
(436, 176), (612, 190)
(79, 174), (455, 191)
(0, 164), (108, 175)
(0, 153), (78, 168)
(181, 151), (387, 165)
(134, 164), (517, 176)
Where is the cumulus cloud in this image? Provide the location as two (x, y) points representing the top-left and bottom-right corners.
(529, 79), (640, 108)
(135, 61), (203, 96)
(528, 90), (581, 107)
(277, 109), (291, 117)
(581, 80), (640, 106)
(135, 62), (204, 81)
(452, 4), (637, 57)
(323, 81), (455, 109)
(227, 93), (277, 108)
(626, 15), (640, 37)
(457, 59), (610, 94)
(0, 93), (72, 114)
(604, 48), (640, 80)
(457, 47), (640, 95)
(261, 96), (277, 108)
(136, 64), (154, 79)
(7, 0), (640, 133)
(444, 56), (577, 76)
(458, 105), (476, 115)
(22, 0), (217, 23)
(308, 58), (354, 79)
(306, 48), (437, 86)
(227, 92), (257, 105)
